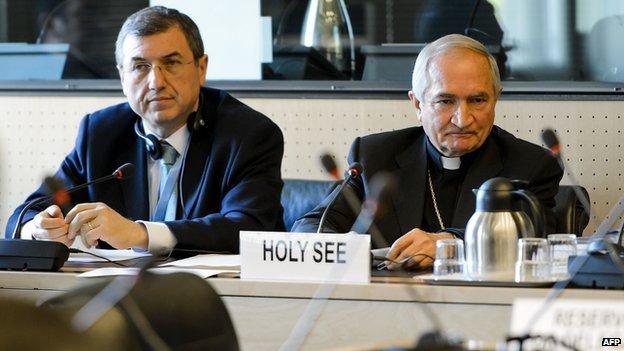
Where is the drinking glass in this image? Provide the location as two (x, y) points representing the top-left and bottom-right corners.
(434, 239), (465, 276)
(548, 234), (577, 279)
(514, 238), (550, 282)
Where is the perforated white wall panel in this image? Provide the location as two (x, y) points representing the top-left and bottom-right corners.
(0, 96), (124, 235)
(0, 95), (622, 235)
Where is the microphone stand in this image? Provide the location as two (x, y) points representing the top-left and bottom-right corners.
(12, 170), (126, 239)
(282, 169), (460, 350)
(317, 163), (363, 233)
(507, 130), (624, 350)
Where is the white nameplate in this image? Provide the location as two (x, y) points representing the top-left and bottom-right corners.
(510, 298), (624, 351)
(240, 231), (370, 284)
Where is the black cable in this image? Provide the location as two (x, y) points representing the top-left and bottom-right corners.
(283, 172), (451, 349)
(273, 0), (301, 46)
(374, 253), (435, 270)
(464, 0), (482, 37)
(463, 0), (498, 43)
(618, 219), (624, 248)
(506, 334), (580, 351)
(35, 0), (70, 44)
(170, 248), (231, 255)
(464, 27), (497, 42)
(175, 93), (202, 221)
(69, 248), (129, 267)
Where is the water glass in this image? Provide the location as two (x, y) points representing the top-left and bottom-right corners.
(548, 234), (577, 279)
(433, 239), (465, 276)
(515, 238), (550, 282)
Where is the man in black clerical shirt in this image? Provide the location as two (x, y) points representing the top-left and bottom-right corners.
(292, 34), (563, 270)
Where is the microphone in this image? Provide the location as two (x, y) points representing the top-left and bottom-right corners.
(540, 129), (594, 229)
(112, 163), (135, 180)
(12, 163), (135, 239)
(541, 129), (560, 156)
(512, 130), (624, 343)
(317, 153), (363, 233)
(0, 164), (135, 272)
(284, 163), (459, 350)
(541, 128), (624, 243)
(541, 128), (563, 170)
(320, 154), (341, 180)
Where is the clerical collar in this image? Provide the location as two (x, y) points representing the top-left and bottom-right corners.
(425, 136), (489, 172)
(425, 137), (461, 170)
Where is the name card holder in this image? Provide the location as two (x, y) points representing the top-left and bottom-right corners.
(510, 298), (624, 351)
(240, 231), (371, 284)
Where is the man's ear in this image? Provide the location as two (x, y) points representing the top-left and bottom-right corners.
(117, 65), (128, 97)
(198, 54), (208, 83)
(407, 90), (422, 119)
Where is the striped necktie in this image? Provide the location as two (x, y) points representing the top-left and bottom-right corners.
(156, 141), (179, 221)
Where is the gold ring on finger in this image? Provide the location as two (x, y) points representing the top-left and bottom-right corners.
(87, 221), (95, 231)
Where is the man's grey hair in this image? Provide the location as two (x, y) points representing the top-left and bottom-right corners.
(115, 6), (204, 66)
(411, 34), (501, 101)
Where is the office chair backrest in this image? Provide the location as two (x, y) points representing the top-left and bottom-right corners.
(44, 272), (240, 351)
(281, 179), (337, 231)
(554, 185), (590, 235)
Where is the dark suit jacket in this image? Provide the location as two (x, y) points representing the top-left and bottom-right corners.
(292, 126), (563, 246)
(5, 87), (285, 253)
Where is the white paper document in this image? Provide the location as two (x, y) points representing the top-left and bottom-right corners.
(78, 267), (238, 279)
(159, 254), (240, 269)
(68, 249), (152, 263)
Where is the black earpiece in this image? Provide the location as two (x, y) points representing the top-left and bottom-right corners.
(134, 90), (208, 160)
(134, 121), (163, 160)
(191, 90), (207, 132)
(134, 91), (206, 160)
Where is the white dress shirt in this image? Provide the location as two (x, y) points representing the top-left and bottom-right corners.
(137, 123), (189, 255)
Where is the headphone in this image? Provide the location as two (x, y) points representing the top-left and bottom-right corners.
(134, 123), (163, 159)
(132, 91), (210, 218)
(133, 91), (208, 160)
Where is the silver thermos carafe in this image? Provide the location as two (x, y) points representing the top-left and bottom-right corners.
(465, 178), (545, 280)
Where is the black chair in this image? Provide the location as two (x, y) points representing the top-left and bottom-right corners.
(281, 179), (336, 231)
(554, 185), (590, 235)
(44, 272), (239, 351)
(281, 180), (590, 235)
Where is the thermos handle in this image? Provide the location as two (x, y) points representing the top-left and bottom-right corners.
(513, 190), (545, 237)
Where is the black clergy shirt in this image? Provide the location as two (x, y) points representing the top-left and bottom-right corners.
(422, 136), (484, 236)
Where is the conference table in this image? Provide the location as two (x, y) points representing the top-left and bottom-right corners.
(0, 263), (622, 350)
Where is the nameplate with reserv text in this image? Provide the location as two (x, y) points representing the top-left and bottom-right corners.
(510, 298), (624, 351)
(240, 231), (370, 284)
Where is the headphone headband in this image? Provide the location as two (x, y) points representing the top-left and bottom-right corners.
(133, 121), (162, 160)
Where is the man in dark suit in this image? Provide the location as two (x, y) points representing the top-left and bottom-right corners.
(5, 6), (284, 255)
(293, 34), (562, 270)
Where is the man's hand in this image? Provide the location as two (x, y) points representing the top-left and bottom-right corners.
(65, 202), (148, 250)
(23, 205), (72, 246)
(385, 228), (455, 270)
